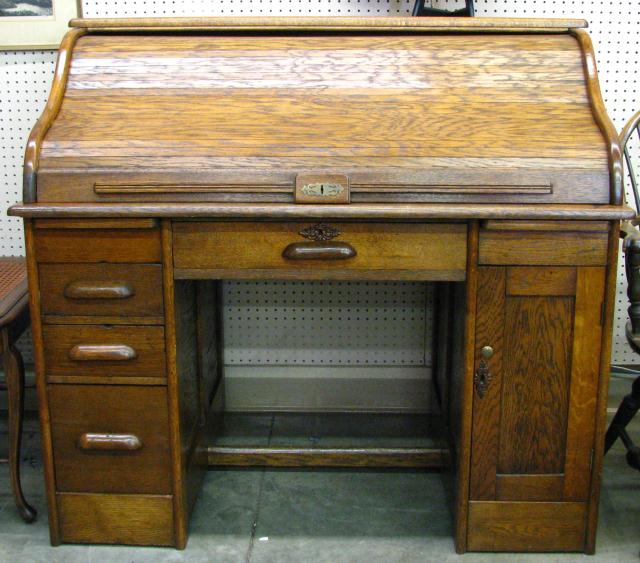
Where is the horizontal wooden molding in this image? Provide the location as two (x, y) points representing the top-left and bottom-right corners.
(70, 16), (588, 32)
(8, 203), (634, 221)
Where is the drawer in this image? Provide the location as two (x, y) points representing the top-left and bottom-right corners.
(49, 384), (172, 494)
(43, 325), (166, 381)
(34, 228), (161, 263)
(479, 230), (608, 266)
(39, 263), (164, 318)
(173, 222), (467, 280)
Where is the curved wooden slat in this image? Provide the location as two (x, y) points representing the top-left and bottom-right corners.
(22, 27), (86, 203)
(571, 29), (624, 205)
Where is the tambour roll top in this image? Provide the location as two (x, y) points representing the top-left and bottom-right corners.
(29, 17), (620, 207)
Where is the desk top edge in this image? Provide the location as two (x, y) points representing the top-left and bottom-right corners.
(8, 203), (633, 221)
(69, 16), (588, 32)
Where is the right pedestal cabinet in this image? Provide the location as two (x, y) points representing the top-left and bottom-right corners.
(466, 222), (612, 552)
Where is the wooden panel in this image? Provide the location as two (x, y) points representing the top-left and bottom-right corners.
(482, 220), (610, 232)
(468, 501), (586, 552)
(57, 493), (174, 546)
(479, 231), (608, 265)
(39, 263), (164, 317)
(35, 218), (158, 229)
(208, 447), (447, 468)
(563, 267), (605, 500)
(469, 267), (505, 500)
(43, 325), (165, 379)
(49, 385), (171, 494)
(496, 474), (564, 501)
(173, 222), (467, 276)
(34, 228), (161, 263)
(36, 32), (610, 206)
(506, 267), (577, 296)
(498, 297), (573, 474)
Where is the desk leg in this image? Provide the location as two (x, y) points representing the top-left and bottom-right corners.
(2, 328), (37, 523)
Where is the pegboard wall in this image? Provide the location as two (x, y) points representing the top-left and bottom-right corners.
(1, 1), (639, 389)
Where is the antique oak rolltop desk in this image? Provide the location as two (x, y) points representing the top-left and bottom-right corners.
(8, 16), (634, 553)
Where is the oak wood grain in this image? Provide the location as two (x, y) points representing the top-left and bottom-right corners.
(172, 222), (467, 275)
(23, 28), (86, 203)
(39, 263), (164, 317)
(479, 231), (609, 265)
(499, 296), (573, 474)
(10, 203), (634, 221)
(24, 222), (60, 544)
(49, 384), (171, 494)
(34, 30), (611, 206)
(43, 325), (165, 379)
(506, 267), (577, 296)
(563, 267), (605, 501)
(34, 228), (161, 263)
(469, 267), (505, 500)
(468, 501), (586, 551)
(57, 493), (174, 546)
(69, 16), (588, 31)
(495, 474), (564, 502)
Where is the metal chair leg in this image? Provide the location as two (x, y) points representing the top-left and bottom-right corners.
(2, 329), (36, 523)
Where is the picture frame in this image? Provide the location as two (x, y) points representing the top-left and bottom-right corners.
(0, 0), (80, 50)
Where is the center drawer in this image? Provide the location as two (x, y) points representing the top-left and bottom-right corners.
(172, 221), (467, 280)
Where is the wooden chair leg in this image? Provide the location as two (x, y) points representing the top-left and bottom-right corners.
(604, 375), (640, 455)
(2, 329), (36, 523)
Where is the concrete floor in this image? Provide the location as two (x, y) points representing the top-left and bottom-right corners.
(0, 378), (637, 562)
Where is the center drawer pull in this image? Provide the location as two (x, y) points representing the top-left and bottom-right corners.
(64, 280), (135, 300)
(69, 344), (138, 362)
(282, 241), (357, 261)
(77, 433), (142, 452)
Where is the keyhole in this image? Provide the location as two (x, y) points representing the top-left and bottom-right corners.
(320, 184), (325, 195)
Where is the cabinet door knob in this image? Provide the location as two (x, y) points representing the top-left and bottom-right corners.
(481, 345), (494, 359)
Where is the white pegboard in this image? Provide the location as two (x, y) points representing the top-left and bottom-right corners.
(223, 281), (431, 366)
(1, 0), (639, 371)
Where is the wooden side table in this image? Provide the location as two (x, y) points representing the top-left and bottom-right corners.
(0, 257), (36, 522)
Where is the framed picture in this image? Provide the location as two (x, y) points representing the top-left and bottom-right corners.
(0, 0), (80, 49)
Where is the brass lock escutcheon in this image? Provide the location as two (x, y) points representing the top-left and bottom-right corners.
(295, 173), (350, 204)
(474, 346), (494, 398)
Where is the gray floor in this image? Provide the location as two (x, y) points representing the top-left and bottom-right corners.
(0, 378), (637, 562)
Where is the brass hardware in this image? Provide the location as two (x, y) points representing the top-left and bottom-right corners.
(481, 345), (494, 359)
(299, 224), (340, 242)
(301, 183), (345, 197)
(295, 173), (350, 204)
(474, 359), (492, 398)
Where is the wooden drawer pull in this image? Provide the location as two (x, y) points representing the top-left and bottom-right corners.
(282, 241), (356, 261)
(69, 344), (138, 362)
(64, 280), (135, 300)
(77, 433), (142, 452)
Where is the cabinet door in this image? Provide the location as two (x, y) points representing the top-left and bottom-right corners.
(470, 266), (605, 502)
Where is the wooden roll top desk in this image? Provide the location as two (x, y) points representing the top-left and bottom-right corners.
(9, 16), (634, 553)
